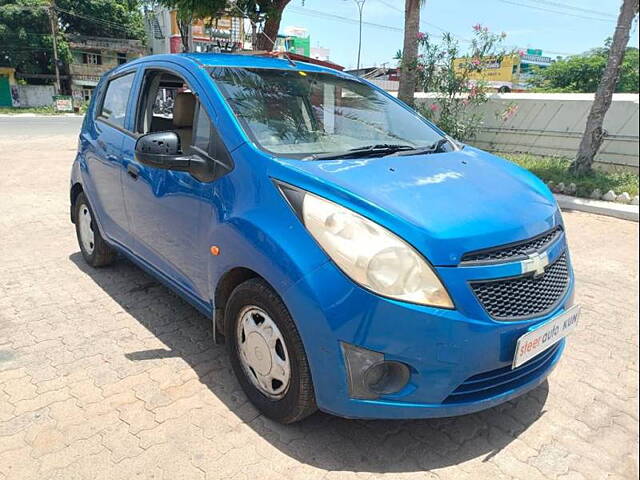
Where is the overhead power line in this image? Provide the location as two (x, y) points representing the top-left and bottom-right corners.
(495, 0), (616, 22)
(375, 0), (458, 36)
(288, 6), (403, 32)
(373, 0), (579, 56)
(526, 0), (617, 19)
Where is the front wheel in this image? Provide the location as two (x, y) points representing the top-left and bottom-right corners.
(225, 278), (317, 424)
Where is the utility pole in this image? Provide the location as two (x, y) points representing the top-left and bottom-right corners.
(48, 1), (61, 95)
(354, 0), (366, 71)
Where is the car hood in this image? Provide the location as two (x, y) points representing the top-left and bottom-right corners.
(273, 146), (561, 266)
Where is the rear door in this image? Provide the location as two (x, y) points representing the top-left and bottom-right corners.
(83, 71), (136, 244)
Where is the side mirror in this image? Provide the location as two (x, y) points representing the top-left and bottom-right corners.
(134, 131), (217, 181)
(135, 131), (190, 171)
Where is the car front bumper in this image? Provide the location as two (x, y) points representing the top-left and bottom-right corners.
(282, 256), (575, 420)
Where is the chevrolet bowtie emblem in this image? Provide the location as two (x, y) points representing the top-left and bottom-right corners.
(521, 251), (549, 278)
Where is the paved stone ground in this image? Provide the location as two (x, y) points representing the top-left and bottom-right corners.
(0, 119), (638, 479)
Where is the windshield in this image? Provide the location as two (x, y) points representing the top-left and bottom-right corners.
(210, 67), (445, 159)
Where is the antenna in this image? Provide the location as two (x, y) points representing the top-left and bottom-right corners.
(230, 3), (296, 67)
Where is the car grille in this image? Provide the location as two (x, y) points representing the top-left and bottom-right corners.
(470, 252), (570, 321)
(443, 342), (562, 404)
(461, 226), (562, 264)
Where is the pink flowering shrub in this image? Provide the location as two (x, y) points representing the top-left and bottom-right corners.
(412, 25), (515, 141)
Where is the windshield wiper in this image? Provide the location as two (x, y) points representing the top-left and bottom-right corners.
(303, 144), (415, 161)
(383, 138), (455, 157)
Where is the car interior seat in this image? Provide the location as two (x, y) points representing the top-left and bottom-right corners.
(172, 92), (195, 151)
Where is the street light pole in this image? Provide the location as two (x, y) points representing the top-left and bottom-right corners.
(343, 0), (366, 72)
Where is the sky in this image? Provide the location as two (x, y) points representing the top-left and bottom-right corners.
(279, 0), (640, 70)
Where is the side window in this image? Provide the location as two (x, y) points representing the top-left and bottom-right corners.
(99, 73), (135, 129)
(193, 104), (212, 151)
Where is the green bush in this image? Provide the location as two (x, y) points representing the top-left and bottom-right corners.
(502, 153), (638, 197)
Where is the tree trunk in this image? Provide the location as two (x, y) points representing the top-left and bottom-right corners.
(251, 22), (257, 50)
(570, 0), (638, 175)
(177, 18), (192, 53)
(397, 0), (421, 108)
(256, 0), (292, 52)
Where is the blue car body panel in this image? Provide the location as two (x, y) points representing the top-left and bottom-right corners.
(70, 53), (575, 419)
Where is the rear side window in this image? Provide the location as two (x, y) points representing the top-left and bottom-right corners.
(99, 73), (135, 128)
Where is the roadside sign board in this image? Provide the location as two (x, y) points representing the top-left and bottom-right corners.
(53, 95), (74, 112)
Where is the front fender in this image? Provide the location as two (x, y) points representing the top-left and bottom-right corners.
(206, 185), (329, 307)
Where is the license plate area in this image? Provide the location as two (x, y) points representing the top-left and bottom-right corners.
(512, 304), (580, 369)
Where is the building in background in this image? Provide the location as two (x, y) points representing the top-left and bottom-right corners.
(145, 7), (243, 55)
(519, 49), (554, 81)
(310, 45), (330, 61)
(275, 26), (311, 57)
(346, 65), (400, 90)
(68, 35), (145, 103)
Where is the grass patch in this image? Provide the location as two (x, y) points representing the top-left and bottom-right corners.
(501, 153), (638, 197)
(0, 105), (62, 115)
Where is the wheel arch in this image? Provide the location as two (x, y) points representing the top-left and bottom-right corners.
(213, 266), (266, 343)
(70, 182), (84, 223)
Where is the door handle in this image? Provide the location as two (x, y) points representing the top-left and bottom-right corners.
(127, 164), (140, 180)
(97, 139), (107, 150)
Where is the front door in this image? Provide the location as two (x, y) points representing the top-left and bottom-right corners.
(122, 66), (221, 302)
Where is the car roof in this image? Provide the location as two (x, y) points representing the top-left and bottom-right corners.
(118, 53), (346, 76)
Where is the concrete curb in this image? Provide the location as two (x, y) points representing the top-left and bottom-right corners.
(556, 194), (639, 222)
(0, 113), (83, 118)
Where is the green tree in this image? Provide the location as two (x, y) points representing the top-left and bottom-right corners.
(1, 0), (146, 80)
(0, 1), (69, 79)
(55, 0), (146, 40)
(530, 43), (639, 93)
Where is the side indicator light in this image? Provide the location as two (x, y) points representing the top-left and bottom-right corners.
(210, 246), (220, 256)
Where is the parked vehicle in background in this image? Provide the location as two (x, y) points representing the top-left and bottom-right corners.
(70, 53), (578, 423)
(453, 51), (554, 92)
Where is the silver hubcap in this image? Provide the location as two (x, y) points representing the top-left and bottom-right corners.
(236, 306), (291, 399)
(78, 204), (95, 254)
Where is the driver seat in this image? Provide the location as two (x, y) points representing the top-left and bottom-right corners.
(172, 92), (195, 151)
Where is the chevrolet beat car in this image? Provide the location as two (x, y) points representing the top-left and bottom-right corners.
(70, 53), (579, 424)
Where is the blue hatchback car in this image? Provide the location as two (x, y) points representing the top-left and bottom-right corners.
(70, 53), (579, 423)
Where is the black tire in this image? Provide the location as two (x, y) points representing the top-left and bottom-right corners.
(225, 278), (317, 424)
(74, 192), (117, 268)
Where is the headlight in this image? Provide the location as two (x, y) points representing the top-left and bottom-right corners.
(279, 184), (453, 308)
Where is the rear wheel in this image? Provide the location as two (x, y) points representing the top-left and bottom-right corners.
(225, 278), (316, 423)
(74, 192), (116, 267)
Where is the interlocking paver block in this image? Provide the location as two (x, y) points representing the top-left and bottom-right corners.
(0, 120), (637, 479)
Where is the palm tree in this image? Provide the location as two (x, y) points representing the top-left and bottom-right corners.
(397, 0), (424, 107)
(571, 0), (639, 174)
